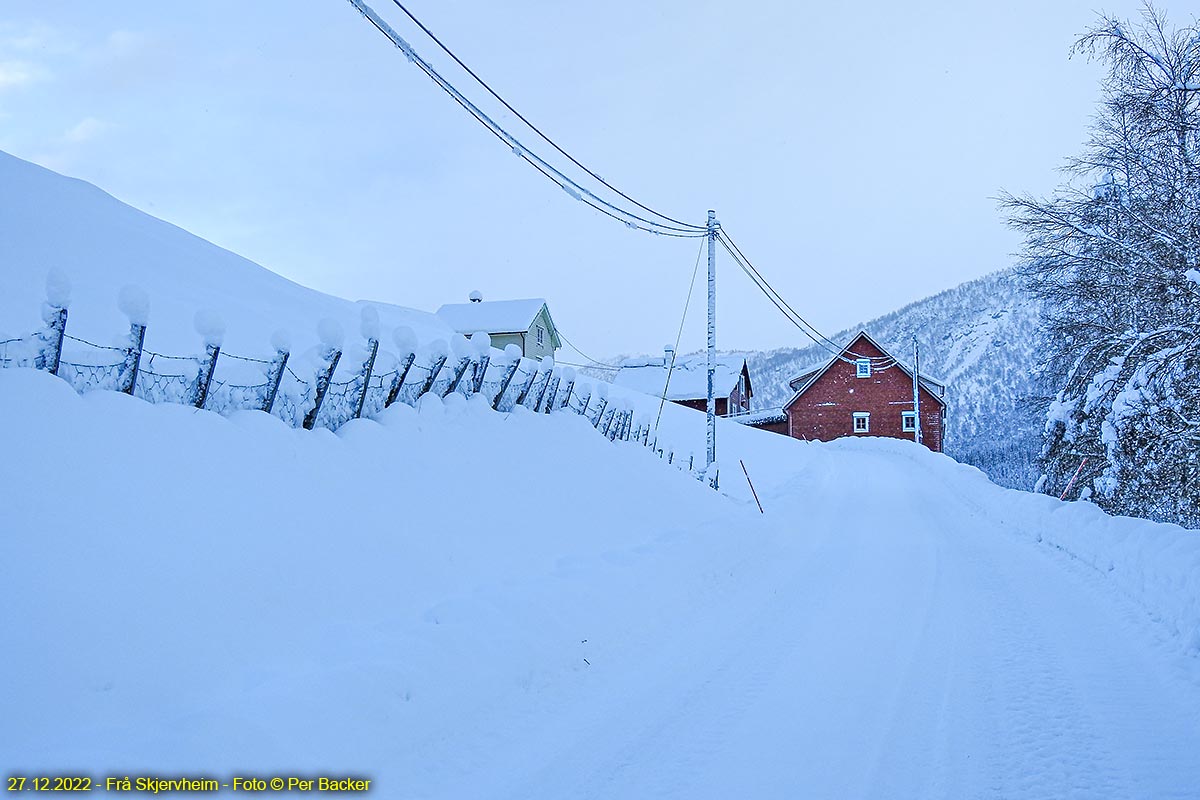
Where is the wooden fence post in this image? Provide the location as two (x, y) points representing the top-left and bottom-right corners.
(353, 337), (379, 419)
(191, 343), (221, 409)
(303, 347), (342, 430)
(590, 398), (609, 428)
(556, 378), (575, 412)
(513, 364), (541, 407)
(386, 327), (419, 408)
(417, 354), (449, 400)
(527, 360), (554, 409)
(469, 332), (492, 393)
(262, 346), (290, 413)
(540, 374), (560, 412)
(37, 270), (70, 375)
(385, 352), (416, 408)
(492, 360), (521, 409)
(37, 306), (68, 375)
(472, 355), (491, 394)
(117, 323), (147, 395)
(608, 409), (623, 440)
(442, 356), (473, 397)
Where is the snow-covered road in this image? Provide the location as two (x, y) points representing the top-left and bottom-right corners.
(431, 447), (1200, 799)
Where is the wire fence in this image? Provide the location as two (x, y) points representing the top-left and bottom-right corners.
(0, 300), (716, 485)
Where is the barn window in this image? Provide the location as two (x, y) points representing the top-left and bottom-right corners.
(855, 359), (871, 378)
(536, 325), (545, 346)
(902, 411), (917, 431)
(852, 412), (870, 433)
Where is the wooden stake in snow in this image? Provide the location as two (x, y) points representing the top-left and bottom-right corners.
(741, 459), (764, 514)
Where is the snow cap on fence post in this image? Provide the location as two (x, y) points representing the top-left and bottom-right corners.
(317, 317), (344, 352)
(469, 332), (492, 393)
(450, 333), (470, 359)
(502, 343), (522, 363)
(37, 269), (71, 375)
(360, 305), (381, 341)
(190, 310), (224, 409)
(304, 318), (344, 430)
(471, 331), (491, 356)
(270, 329), (292, 354)
(193, 309), (225, 348)
(354, 317), (381, 418)
(385, 327), (419, 408)
(45, 268), (71, 309)
(444, 334), (475, 396)
(393, 326), (418, 357)
(116, 285), (149, 326)
(115, 285), (149, 395)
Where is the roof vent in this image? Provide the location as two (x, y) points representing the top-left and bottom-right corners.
(468, 290), (483, 303)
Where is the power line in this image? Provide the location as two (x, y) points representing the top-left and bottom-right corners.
(345, 0), (706, 238)
(385, 0), (704, 233)
(556, 328), (614, 368)
(655, 236), (706, 433)
(716, 231), (894, 367)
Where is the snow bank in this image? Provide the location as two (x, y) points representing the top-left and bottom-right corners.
(0, 367), (752, 780)
(821, 436), (1200, 655)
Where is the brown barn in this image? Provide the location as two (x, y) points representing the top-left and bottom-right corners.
(784, 331), (947, 452)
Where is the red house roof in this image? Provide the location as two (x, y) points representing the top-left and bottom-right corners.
(785, 331), (946, 407)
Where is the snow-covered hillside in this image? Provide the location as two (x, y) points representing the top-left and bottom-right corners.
(3, 152), (1199, 798)
(0, 150), (451, 355)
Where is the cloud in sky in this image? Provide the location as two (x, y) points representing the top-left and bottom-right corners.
(61, 116), (109, 144)
(0, 59), (41, 90)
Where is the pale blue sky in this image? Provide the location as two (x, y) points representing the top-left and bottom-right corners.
(0, 1), (1135, 356)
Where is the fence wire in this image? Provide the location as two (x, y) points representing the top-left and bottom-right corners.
(2, 321), (652, 469)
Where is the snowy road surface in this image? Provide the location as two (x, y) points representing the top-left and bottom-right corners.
(427, 447), (1200, 799)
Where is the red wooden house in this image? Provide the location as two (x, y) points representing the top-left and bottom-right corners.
(783, 331), (947, 452)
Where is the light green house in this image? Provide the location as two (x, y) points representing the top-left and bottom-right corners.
(435, 294), (561, 359)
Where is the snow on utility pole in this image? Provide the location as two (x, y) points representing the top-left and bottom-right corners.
(912, 335), (922, 446)
(706, 209), (719, 470)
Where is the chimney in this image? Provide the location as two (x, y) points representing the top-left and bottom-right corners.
(664, 344), (675, 367)
(469, 290), (483, 303)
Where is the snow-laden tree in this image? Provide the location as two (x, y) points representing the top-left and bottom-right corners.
(1004, 4), (1200, 527)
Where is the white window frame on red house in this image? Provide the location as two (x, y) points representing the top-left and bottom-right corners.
(852, 412), (870, 433)
(902, 411), (917, 431)
(855, 358), (871, 378)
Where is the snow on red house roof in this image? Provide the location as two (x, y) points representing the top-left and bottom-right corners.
(614, 353), (748, 402)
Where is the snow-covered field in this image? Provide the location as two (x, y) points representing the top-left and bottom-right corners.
(3, 151), (1200, 797)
